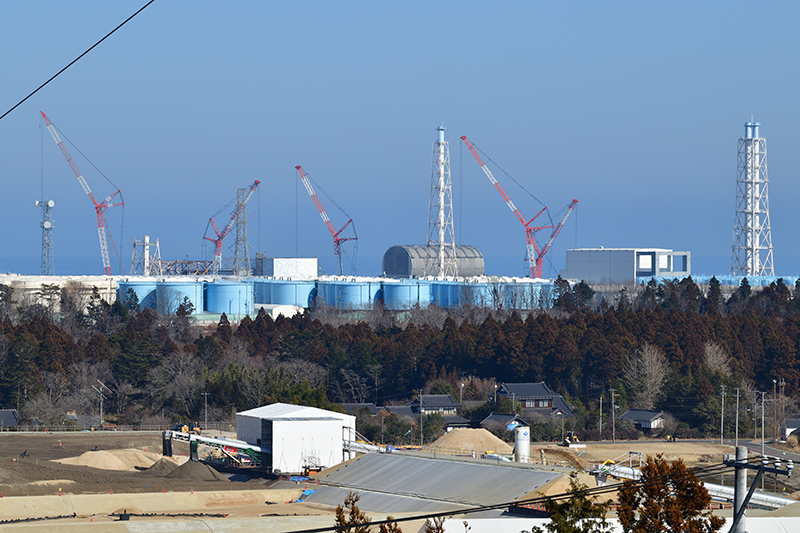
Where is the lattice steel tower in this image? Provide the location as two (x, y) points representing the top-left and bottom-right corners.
(426, 125), (457, 277)
(731, 121), (773, 276)
(232, 187), (251, 277)
(36, 199), (55, 275)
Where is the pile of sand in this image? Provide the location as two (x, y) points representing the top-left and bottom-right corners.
(165, 460), (228, 482)
(54, 448), (168, 471)
(428, 428), (513, 454)
(142, 457), (180, 475)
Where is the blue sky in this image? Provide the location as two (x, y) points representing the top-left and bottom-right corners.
(2, 2), (800, 278)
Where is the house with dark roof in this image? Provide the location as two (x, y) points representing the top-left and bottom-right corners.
(495, 382), (573, 420)
(381, 395), (467, 431)
(0, 409), (18, 429)
(341, 403), (381, 417)
(408, 394), (461, 416)
(480, 412), (528, 431)
(619, 409), (665, 430)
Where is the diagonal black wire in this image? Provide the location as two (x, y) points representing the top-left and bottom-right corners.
(0, 0), (156, 122)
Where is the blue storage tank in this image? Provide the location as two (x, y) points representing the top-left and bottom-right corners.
(271, 280), (316, 308)
(383, 280), (432, 310)
(155, 281), (204, 314)
(252, 279), (276, 305)
(117, 280), (157, 309)
(318, 280), (381, 309)
(206, 281), (253, 315)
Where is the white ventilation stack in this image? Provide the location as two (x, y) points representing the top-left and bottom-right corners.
(731, 120), (773, 276)
(426, 125), (457, 277)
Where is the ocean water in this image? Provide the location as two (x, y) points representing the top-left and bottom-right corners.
(0, 256), (108, 276)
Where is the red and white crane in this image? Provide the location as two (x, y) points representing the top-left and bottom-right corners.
(203, 180), (260, 275)
(296, 165), (357, 276)
(461, 135), (577, 279)
(41, 111), (124, 275)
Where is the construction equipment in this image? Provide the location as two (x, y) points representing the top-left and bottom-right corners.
(564, 431), (579, 445)
(461, 135), (577, 278)
(296, 165), (357, 275)
(41, 111), (125, 275)
(172, 421), (201, 435)
(203, 180), (260, 275)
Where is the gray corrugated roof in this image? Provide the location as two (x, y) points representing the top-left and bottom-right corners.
(0, 409), (18, 427)
(619, 409), (664, 422)
(309, 453), (561, 509)
(302, 485), (467, 514)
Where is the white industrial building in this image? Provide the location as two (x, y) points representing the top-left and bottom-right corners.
(256, 257), (318, 278)
(560, 248), (691, 284)
(236, 403), (356, 475)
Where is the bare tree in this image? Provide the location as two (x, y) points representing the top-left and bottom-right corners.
(148, 350), (202, 417)
(275, 359), (327, 388)
(623, 344), (668, 410)
(704, 341), (732, 377)
(340, 368), (369, 403)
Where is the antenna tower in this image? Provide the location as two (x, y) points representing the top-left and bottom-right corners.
(232, 187), (251, 277)
(36, 199), (55, 275)
(731, 120), (773, 276)
(426, 126), (457, 277)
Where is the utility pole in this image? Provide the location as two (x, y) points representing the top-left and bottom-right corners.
(725, 447), (793, 533)
(761, 391), (766, 456)
(773, 379), (778, 443)
(735, 388), (740, 447)
(201, 392), (210, 431)
(612, 389), (617, 444)
(721, 385), (726, 445)
(599, 395), (603, 437)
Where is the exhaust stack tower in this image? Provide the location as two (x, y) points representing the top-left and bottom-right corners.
(731, 120), (773, 277)
(426, 125), (457, 277)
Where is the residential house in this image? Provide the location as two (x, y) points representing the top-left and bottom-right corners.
(619, 409), (665, 430)
(495, 382), (573, 421)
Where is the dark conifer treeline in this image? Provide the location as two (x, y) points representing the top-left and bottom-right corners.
(1, 276), (798, 435)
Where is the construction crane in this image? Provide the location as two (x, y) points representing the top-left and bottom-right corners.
(296, 166), (357, 276)
(41, 111), (124, 275)
(203, 180), (260, 275)
(461, 135), (578, 279)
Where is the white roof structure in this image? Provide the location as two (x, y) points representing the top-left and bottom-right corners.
(237, 403), (352, 421)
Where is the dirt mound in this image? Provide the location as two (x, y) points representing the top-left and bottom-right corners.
(429, 428), (513, 454)
(28, 479), (75, 486)
(142, 457), (180, 475)
(535, 446), (585, 469)
(165, 460), (228, 482)
(54, 448), (165, 471)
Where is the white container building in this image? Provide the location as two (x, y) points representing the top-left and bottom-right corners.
(236, 403), (356, 475)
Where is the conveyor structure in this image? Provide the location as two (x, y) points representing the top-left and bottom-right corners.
(588, 451), (796, 510)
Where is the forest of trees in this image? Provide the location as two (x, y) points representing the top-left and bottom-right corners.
(0, 275), (798, 441)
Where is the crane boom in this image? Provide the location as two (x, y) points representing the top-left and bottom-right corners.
(534, 199), (578, 278)
(203, 180), (260, 274)
(296, 166), (357, 276)
(41, 111), (124, 275)
(461, 135), (554, 278)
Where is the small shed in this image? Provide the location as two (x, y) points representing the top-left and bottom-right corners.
(236, 403), (356, 475)
(0, 409), (18, 429)
(619, 409), (665, 430)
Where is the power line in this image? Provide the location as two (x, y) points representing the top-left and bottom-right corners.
(0, 0), (157, 122)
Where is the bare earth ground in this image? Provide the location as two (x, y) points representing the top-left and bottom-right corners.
(0, 431), (795, 530)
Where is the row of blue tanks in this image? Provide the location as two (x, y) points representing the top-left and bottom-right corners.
(117, 278), (557, 314)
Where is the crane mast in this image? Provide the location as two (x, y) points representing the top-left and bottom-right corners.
(296, 166), (357, 276)
(41, 111), (124, 275)
(461, 135), (577, 279)
(204, 180), (260, 275)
